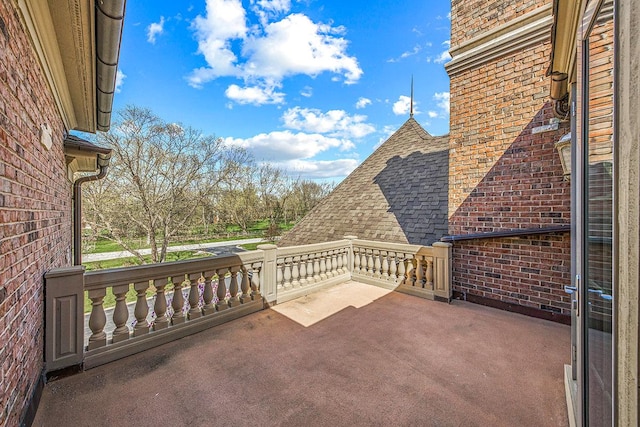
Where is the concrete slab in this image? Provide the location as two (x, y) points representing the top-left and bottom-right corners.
(271, 281), (392, 327)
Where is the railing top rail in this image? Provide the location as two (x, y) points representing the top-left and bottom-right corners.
(276, 239), (350, 257)
(352, 239), (423, 254)
(84, 249), (263, 290)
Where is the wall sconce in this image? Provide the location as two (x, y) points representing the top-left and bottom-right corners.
(555, 132), (572, 180)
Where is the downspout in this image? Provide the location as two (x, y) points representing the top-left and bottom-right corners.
(73, 154), (111, 265)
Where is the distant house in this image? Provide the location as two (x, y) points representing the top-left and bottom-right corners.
(0, 0), (124, 425)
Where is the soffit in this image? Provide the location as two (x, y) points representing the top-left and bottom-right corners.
(17, 0), (95, 132)
(64, 134), (111, 173)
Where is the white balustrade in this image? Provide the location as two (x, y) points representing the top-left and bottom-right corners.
(45, 238), (450, 371)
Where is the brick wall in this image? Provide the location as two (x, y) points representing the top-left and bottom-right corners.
(448, 0), (572, 316)
(451, 0), (541, 46)
(0, 1), (72, 425)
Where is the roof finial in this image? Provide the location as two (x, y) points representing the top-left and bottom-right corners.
(410, 75), (414, 118)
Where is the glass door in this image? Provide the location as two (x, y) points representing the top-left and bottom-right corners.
(579, 0), (615, 424)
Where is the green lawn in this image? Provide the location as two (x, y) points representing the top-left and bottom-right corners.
(84, 219), (294, 255)
(239, 242), (261, 251)
(83, 250), (211, 271)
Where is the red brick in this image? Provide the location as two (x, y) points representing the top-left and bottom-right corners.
(0, 1), (71, 424)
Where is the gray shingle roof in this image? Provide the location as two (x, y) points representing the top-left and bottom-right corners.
(279, 118), (449, 247)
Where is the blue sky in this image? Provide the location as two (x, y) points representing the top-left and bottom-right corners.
(112, 0), (451, 181)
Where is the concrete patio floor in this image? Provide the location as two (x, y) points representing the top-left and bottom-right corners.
(34, 281), (570, 426)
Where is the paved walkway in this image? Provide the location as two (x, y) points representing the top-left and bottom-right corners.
(83, 238), (265, 262)
(37, 282), (570, 427)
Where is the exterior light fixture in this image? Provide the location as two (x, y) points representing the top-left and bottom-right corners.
(555, 132), (572, 180)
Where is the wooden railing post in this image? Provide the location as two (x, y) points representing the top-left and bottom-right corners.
(432, 242), (453, 302)
(257, 244), (278, 304)
(44, 266), (85, 373)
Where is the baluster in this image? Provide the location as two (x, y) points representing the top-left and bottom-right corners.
(324, 250), (332, 277)
(112, 284), (130, 342)
(361, 251), (368, 276)
(397, 256), (406, 285)
(291, 256), (300, 287)
(202, 271), (216, 315)
(216, 268), (229, 311)
(299, 255), (308, 286)
(405, 256), (415, 287)
(343, 249), (349, 274)
(367, 250), (374, 276)
(240, 266), (252, 303)
(389, 252), (397, 282)
(319, 252), (328, 280)
(381, 251), (389, 280)
(188, 273), (203, 319)
(276, 259), (284, 290)
(306, 255), (314, 283)
(87, 289), (107, 350)
(353, 248), (361, 273)
(153, 278), (170, 330)
(283, 258), (292, 289)
(337, 249), (344, 274)
(331, 250), (338, 277)
(325, 251), (333, 277)
(313, 253), (321, 282)
(373, 250), (382, 278)
(228, 266), (240, 307)
(171, 277), (186, 325)
(251, 263), (262, 299)
(425, 258), (434, 290)
(415, 256), (424, 289)
(133, 281), (150, 337)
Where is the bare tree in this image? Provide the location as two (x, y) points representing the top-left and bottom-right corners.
(288, 179), (334, 221)
(85, 106), (245, 263)
(216, 161), (261, 234)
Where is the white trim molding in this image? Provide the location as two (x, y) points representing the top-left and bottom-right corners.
(446, 5), (553, 76)
(16, 0), (96, 132)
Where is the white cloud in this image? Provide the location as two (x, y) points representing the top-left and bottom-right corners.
(225, 83), (285, 105)
(242, 14), (362, 84)
(224, 130), (354, 161)
(270, 158), (359, 179)
(434, 91), (450, 115)
(433, 50), (451, 64)
(251, 0), (291, 26)
(392, 95), (419, 116)
(387, 45), (422, 63)
(428, 111), (438, 118)
(254, 0), (291, 13)
(147, 17), (165, 44)
(300, 86), (313, 97)
(442, 39), (451, 48)
(188, 2), (362, 101)
(115, 69), (126, 93)
(282, 107), (375, 139)
(447, 12), (451, 19)
(355, 97), (371, 109)
(188, 0), (248, 87)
